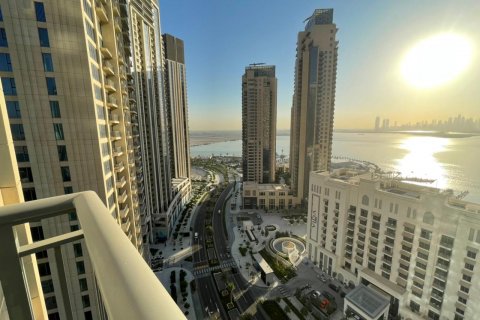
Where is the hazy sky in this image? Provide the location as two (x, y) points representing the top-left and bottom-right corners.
(160, 0), (480, 130)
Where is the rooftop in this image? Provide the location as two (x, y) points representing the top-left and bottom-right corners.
(243, 181), (291, 192)
(345, 284), (389, 318)
(253, 253), (273, 274)
(304, 8), (334, 30)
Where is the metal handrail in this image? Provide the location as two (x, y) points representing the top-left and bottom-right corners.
(0, 192), (185, 320)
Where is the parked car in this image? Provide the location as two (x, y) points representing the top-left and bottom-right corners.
(328, 283), (340, 292)
(323, 292), (335, 301)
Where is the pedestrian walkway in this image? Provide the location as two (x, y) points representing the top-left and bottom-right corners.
(193, 258), (236, 276)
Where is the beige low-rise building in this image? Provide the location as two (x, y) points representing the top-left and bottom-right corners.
(242, 181), (299, 210)
(307, 168), (480, 320)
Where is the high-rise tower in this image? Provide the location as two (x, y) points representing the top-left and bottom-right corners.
(163, 34), (191, 180)
(290, 9), (338, 203)
(242, 64), (277, 184)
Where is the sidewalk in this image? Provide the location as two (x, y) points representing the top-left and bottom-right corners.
(225, 188), (279, 289)
(156, 267), (197, 320)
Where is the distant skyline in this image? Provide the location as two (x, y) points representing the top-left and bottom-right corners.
(160, 1), (480, 130)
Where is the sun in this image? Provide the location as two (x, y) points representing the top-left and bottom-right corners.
(401, 33), (473, 89)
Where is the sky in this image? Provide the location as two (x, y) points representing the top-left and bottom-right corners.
(159, 0), (480, 130)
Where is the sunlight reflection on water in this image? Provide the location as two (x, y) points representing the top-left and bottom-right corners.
(396, 136), (449, 189)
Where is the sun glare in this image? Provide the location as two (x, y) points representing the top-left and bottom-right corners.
(401, 33), (473, 89)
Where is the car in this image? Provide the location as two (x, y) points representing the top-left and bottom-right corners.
(323, 292), (335, 301)
(328, 283), (340, 292)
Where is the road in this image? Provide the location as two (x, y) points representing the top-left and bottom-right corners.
(192, 184), (231, 319)
(192, 181), (267, 319)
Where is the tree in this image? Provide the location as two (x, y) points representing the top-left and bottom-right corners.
(301, 306), (309, 316)
(239, 313), (253, 320)
(226, 281), (235, 304)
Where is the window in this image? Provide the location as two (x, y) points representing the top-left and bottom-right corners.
(84, 311), (93, 320)
(48, 313), (60, 320)
(467, 250), (476, 259)
(96, 105), (105, 120)
(0, 5), (3, 21)
(460, 285), (469, 294)
(10, 124), (25, 140)
(423, 212), (434, 225)
(465, 262), (474, 271)
(83, 0), (93, 21)
(46, 77), (57, 95)
(41, 279), (54, 294)
(462, 274), (472, 282)
(49, 101), (61, 118)
(468, 228), (475, 241)
(34, 2), (46, 22)
(76, 261), (85, 274)
(38, 28), (50, 47)
(0, 28), (7, 47)
(2, 77), (17, 95)
(79, 278), (88, 291)
(420, 229), (432, 240)
(68, 212), (77, 221)
(14, 146), (29, 162)
(23, 187), (37, 201)
(82, 294), (90, 308)
(53, 123), (64, 140)
(0, 53), (12, 71)
(6, 101), (21, 118)
(36, 250), (48, 259)
(98, 124), (107, 138)
(94, 85), (103, 100)
(427, 310), (439, 320)
(61, 166), (71, 182)
(101, 143), (109, 157)
(42, 53), (54, 71)
(73, 243), (83, 257)
(38, 263), (51, 276)
(57, 145), (68, 161)
(458, 296), (467, 305)
(30, 226), (44, 241)
(361, 195), (369, 206)
(70, 224), (79, 231)
(64, 186), (73, 194)
(19, 167), (34, 182)
(45, 296), (57, 310)
(410, 301), (420, 313)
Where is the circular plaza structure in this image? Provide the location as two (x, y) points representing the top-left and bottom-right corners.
(272, 237), (306, 266)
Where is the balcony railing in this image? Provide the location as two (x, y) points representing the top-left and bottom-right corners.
(0, 192), (185, 319)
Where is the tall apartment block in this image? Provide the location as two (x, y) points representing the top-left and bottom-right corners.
(290, 9), (338, 204)
(0, 78), (184, 319)
(125, 0), (176, 243)
(0, 0), (162, 317)
(163, 34), (191, 180)
(162, 34), (192, 224)
(307, 168), (480, 320)
(242, 64), (277, 185)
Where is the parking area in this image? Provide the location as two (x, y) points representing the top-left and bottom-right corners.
(269, 261), (354, 319)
